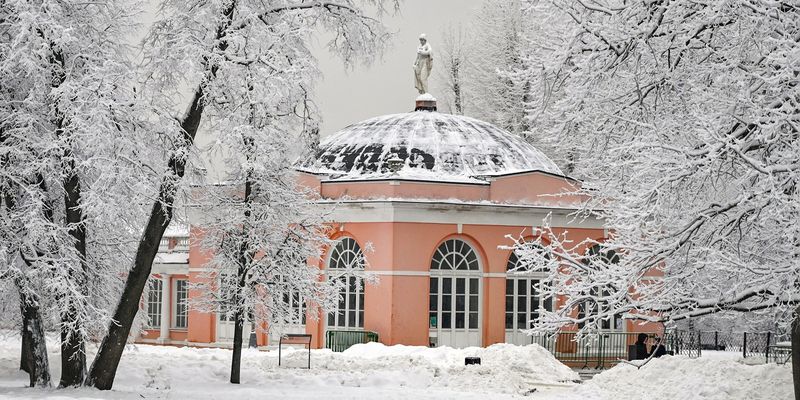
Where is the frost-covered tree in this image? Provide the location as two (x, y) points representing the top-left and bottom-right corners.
(467, 0), (530, 134)
(0, 0), (154, 388)
(190, 55), (340, 383)
(507, 0), (800, 394)
(435, 25), (472, 115)
(87, 0), (395, 390)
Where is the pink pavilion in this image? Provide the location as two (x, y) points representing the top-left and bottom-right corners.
(137, 99), (653, 350)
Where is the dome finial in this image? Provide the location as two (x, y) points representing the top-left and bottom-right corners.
(415, 93), (437, 112)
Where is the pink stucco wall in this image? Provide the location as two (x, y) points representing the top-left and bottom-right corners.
(139, 170), (662, 349)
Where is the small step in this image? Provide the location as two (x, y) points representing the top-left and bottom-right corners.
(574, 368), (602, 381)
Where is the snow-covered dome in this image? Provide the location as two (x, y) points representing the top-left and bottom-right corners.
(297, 112), (562, 182)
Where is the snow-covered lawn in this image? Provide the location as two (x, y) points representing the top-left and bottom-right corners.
(0, 335), (791, 399)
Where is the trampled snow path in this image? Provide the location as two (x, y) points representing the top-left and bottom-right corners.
(0, 335), (791, 399)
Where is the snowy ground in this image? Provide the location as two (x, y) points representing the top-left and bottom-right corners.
(0, 334), (791, 399)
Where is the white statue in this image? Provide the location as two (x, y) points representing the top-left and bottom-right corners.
(413, 33), (433, 94)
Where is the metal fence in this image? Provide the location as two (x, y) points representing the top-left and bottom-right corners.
(325, 330), (379, 352)
(530, 332), (661, 369)
(531, 330), (790, 368)
(668, 330), (782, 360)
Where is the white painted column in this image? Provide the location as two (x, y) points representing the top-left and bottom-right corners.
(157, 274), (170, 343)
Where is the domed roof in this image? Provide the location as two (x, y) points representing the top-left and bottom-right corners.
(296, 112), (563, 182)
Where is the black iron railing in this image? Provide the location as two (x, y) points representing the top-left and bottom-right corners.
(531, 330), (788, 368)
(325, 330), (379, 352)
(530, 332), (663, 369)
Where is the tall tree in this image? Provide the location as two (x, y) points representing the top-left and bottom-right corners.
(508, 0), (800, 395)
(436, 25), (472, 115)
(0, 0), (150, 387)
(86, 0), (394, 390)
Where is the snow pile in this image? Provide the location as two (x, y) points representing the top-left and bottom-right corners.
(575, 355), (792, 400)
(277, 342), (578, 395)
(0, 335), (574, 399)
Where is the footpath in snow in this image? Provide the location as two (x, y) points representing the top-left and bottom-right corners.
(0, 334), (791, 399)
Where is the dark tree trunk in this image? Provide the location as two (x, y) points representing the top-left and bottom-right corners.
(230, 307), (245, 384)
(230, 173), (253, 384)
(17, 283), (51, 388)
(59, 165), (88, 388)
(20, 317), (30, 373)
(792, 305), (800, 400)
(85, 2), (236, 390)
(85, 90), (204, 390)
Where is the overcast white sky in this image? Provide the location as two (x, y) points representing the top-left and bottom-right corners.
(311, 0), (478, 136)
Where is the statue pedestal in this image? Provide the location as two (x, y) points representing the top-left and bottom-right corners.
(415, 93), (437, 111)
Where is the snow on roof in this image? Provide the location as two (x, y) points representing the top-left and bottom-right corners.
(164, 223), (189, 237)
(296, 112), (563, 183)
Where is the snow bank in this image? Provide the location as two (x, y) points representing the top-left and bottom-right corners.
(575, 355), (792, 400)
(279, 342), (578, 395)
(0, 336), (574, 399)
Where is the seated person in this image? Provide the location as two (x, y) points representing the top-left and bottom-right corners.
(649, 336), (667, 358)
(632, 333), (649, 360)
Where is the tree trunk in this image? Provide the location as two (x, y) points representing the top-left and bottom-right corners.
(17, 284), (51, 388)
(20, 317), (30, 373)
(86, 80), (208, 391)
(792, 305), (800, 400)
(230, 167), (253, 384)
(59, 167), (88, 388)
(85, 2), (235, 390)
(230, 307), (245, 384)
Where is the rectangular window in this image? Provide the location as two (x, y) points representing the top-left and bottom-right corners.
(173, 279), (188, 329)
(146, 278), (162, 328)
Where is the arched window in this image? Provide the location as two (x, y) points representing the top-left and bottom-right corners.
(505, 249), (552, 334)
(578, 244), (622, 330)
(429, 239), (482, 347)
(431, 239), (480, 271)
(327, 237), (365, 329)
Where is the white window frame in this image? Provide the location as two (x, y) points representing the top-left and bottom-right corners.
(505, 250), (553, 332)
(326, 237), (365, 330)
(172, 278), (188, 329)
(429, 238), (483, 341)
(146, 278), (163, 328)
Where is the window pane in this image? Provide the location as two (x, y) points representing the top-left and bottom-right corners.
(456, 278), (465, 294)
(456, 294), (465, 311)
(469, 295), (478, 312)
(469, 279), (479, 294)
(469, 312), (478, 329)
(455, 312), (465, 329)
(505, 279), (513, 295)
(544, 296), (553, 312)
(429, 312), (438, 328)
(517, 313), (527, 328)
(505, 313), (513, 329)
(518, 279), (527, 296)
(429, 295), (437, 311)
(442, 278), (452, 294)
(430, 277), (438, 293)
(442, 312), (451, 329)
(505, 296), (514, 313)
(442, 294), (451, 312)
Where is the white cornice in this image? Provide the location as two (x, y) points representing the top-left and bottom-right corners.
(316, 200), (604, 229)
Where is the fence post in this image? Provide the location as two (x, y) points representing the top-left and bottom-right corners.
(743, 332), (747, 358)
(697, 331), (702, 357)
(765, 332), (772, 360)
